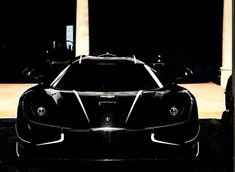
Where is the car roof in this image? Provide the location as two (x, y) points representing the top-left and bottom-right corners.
(72, 55), (145, 65)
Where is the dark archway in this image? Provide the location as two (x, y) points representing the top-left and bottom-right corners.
(89, 0), (223, 82)
(0, 0), (76, 82)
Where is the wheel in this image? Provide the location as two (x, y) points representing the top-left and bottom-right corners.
(221, 110), (233, 131)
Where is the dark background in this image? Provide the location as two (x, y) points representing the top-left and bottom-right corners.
(0, 0), (76, 82)
(0, 0), (223, 82)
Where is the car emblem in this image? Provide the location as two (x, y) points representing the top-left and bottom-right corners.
(105, 116), (111, 123)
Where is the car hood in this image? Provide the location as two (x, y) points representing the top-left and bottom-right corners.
(40, 87), (192, 129)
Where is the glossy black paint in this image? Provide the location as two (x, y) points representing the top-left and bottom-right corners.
(16, 55), (200, 161)
(221, 75), (233, 130)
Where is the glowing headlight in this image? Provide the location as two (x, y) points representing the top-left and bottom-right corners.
(169, 106), (179, 116)
(36, 106), (46, 116)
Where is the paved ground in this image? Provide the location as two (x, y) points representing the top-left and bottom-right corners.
(0, 82), (226, 119)
(179, 82), (225, 119)
(0, 84), (36, 118)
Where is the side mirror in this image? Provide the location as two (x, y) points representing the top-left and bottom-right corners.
(22, 67), (45, 83)
(175, 68), (194, 83)
(184, 68), (193, 78)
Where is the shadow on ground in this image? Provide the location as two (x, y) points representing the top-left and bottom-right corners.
(0, 118), (233, 172)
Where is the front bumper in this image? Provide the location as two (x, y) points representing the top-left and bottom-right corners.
(16, 121), (200, 161)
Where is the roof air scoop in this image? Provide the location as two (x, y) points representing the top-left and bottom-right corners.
(98, 52), (117, 57)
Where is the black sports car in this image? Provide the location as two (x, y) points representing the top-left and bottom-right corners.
(221, 75), (233, 130)
(15, 54), (200, 161)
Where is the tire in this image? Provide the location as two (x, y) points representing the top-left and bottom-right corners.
(15, 141), (29, 170)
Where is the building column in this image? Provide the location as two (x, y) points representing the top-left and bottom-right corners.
(76, 0), (89, 56)
(220, 0), (232, 87)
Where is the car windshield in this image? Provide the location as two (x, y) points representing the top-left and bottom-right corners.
(51, 63), (163, 91)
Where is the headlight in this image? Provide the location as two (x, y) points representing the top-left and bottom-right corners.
(169, 106), (179, 116)
(168, 105), (184, 118)
(31, 104), (48, 118)
(20, 91), (61, 126)
(26, 94), (55, 119)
